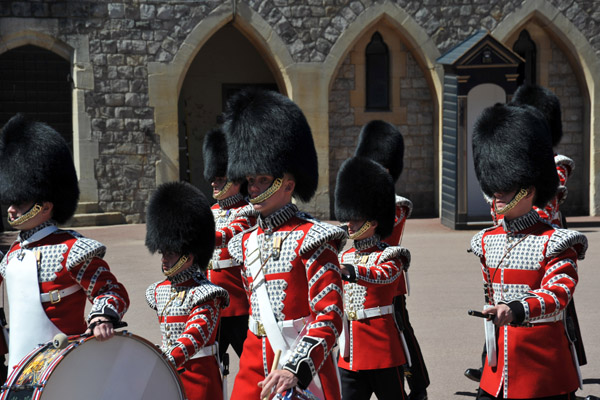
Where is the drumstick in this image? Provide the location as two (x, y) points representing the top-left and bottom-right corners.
(262, 349), (282, 400)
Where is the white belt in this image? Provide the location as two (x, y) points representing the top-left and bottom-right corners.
(248, 316), (310, 338)
(190, 343), (219, 359)
(530, 311), (564, 324)
(40, 284), (81, 304)
(346, 304), (394, 321)
(209, 259), (240, 270)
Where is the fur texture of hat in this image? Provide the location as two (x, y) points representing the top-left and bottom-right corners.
(145, 181), (215, 268)
(202, 128), (228, 182)
(473, 103), (558, 208)
(335, 156), (396, 238)
(354, 120), (404, 182)
(511, 84), (562, 147)
(0, 113), (79, 224)
(222, 88), (318, 203)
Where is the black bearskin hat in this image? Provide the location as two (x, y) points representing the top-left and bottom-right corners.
(0, 114), (79, 224)
(222, 88), (318, 203)
(511, 84), (562, 147)
(473, 103), (558, 209)
(145, 181), (215, 269)
(335, 156), (396, 238)
(202, 128), (228, 182)
(354, 120), (404, 183)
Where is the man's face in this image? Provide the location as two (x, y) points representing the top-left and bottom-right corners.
(7, 201), (52, 231)
(158, 250), (193, 275)
(211, 177), (240, 200)
(246, 174), (293, 217)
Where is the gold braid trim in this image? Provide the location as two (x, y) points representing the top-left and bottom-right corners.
(349, 221), (372, 240)
(249, 178), (283, 205)
(494, 188), (528, 215)
(213, 181), (233, 200)
(8, 203), (43, 227)
(163, 254), (189, 277)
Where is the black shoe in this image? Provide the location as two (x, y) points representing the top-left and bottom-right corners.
(408, 390), (427, 400)
(464, 368), (482, 382)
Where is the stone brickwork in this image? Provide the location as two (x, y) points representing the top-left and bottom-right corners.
(0, 0), (597, 221)
(548, 40), (586, 217)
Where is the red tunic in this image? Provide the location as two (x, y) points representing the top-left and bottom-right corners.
(338, 237), (409, 371)
(0, 222), (129, 335)
(228, 204), (345, 400)
(208, 195), (257, 317)
(471, 210), (586, 398)
(146, 268), (229, 400)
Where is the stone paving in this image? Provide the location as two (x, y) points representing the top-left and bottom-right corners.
(1, 217), (598, 399)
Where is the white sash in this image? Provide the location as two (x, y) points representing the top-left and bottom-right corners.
(246, 230), (324, 398)
(483, 305), (497, 367)
(6, 225), (63, 372)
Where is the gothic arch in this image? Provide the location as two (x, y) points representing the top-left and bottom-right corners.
(493, 0), (600, 215)
(148, 2), (292, 184)
(0, 28), (98, 203)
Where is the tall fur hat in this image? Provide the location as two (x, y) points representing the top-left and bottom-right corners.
(145, 181), (215, 268)
(222, 88), (318, 202)
(473, 103), (558, 208)
(0, 113), (79, 224)
(335, 156), (396, 238)
(354, 120), (404, 183)
(202, 128), (228, 182)
(511, 84), (562, 147)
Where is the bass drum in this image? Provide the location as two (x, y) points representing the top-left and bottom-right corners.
(0, 331), (185, 400)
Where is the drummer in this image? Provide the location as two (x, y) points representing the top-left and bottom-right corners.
(144, 181), (229, 400)
(0, 114), (130, 374)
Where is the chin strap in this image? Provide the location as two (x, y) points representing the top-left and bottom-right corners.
(249, 178), (283, 205)
(494, 188), (529, 215)
(213, 181), (233, 200)
(8, 203), (43, 227)
(349, 221), (372, 240)
(163, 254), (189, 277)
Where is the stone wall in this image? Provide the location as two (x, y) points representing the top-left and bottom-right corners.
(1, 0), (597, 221)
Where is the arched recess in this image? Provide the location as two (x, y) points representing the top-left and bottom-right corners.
(322, 1), (443, 217)
(493, 0), (600, 215)
(0, 28), (98, 203)
(148, 2), (293, 189)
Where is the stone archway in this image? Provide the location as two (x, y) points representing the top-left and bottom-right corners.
(322, 1), (443, 217)
(493, 0), (600, 215)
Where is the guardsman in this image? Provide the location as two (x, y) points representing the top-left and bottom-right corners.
(335, 156), (411, 400)
(145, 181), (229, 400)
(224, 88), (346, 400)
(203, 127), (258, 362)
(354, 120), (429, 400)
(470, 103), (586, 399)
(0, 114), (130, 373)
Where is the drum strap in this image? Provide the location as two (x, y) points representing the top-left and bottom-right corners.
(6, 225), (62, 372)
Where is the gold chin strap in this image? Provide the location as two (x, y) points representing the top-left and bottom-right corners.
(213, 181), (233, 200)
(494, 188), (529, 215)
(8, 203), (43, 227)
(349, 221), (372, 240)
(163, 254), (189, 277)
(249, 178), (283, 205)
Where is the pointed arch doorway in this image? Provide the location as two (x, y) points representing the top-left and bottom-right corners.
(178, 24), (278, 200)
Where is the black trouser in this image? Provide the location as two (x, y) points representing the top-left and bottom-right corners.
(217, 314), (249, 360)
(477, 388), (576, 400)
(340, 366), (407, 400)
(394, 295), (430, 392)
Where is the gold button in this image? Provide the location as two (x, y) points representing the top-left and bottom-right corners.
(348, 311), (357, 321)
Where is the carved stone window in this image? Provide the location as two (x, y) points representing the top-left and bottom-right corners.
(513, 30), (537, 86)
(365, 32), (390, 111)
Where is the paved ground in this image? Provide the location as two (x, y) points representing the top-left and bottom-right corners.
(1, 216), (598, 399)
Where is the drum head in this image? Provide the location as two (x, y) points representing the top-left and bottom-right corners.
(40, 333), (184, 400)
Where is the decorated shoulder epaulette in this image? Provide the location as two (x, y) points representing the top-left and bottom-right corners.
(395, 195), (413, 218)
(379, 245), (411, 269)
(188, 280), (230, 309)
(145, 282), (159, 310)
(555, 154), (575, 174)
(547, 228), (588, 260)
(296, 212), (347, 255)
(63, 231), (107, 270)
(470, 229), (487, 258)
